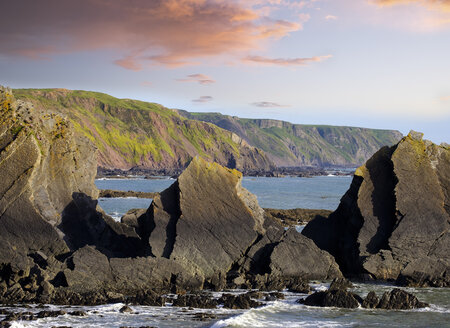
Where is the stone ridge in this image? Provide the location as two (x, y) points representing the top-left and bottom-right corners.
(303, 131), (450, 287)
(13, 88), (274, 172)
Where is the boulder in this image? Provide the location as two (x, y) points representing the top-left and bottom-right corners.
(377, 288), (428, 310)
(303, 131), (449, 286)
(362, 291), (379, 309)
(302, 289), (362, 309)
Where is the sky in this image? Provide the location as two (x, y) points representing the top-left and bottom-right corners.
(1, 0), (449, 143)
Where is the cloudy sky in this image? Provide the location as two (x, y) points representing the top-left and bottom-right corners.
(1, 0), (449, 143)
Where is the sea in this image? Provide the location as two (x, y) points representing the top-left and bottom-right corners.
(95, 175), (353, 221)
(4, 176), (449, 327)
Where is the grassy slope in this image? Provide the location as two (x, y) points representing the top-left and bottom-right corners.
(180, 112), (403, 167)
(13, 89), (271, 171)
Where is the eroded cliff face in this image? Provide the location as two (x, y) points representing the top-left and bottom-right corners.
(303, 131), (450, 287)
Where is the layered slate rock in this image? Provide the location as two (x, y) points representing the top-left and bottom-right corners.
(303, 131), (450, 287)
(138, 156), (342, 290)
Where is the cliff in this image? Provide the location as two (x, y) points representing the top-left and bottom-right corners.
(13, 89), (273, 172)
(179, 111), (403, 167)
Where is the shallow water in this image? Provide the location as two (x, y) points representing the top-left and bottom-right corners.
(3, 284), (449, 328)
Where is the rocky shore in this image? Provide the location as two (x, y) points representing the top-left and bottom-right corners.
(96, 166), (354, 179)
(0, 87), (446, 317)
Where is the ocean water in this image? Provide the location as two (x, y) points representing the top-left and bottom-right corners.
(95, 175), (352, 220)
(3, 284), (449, 328)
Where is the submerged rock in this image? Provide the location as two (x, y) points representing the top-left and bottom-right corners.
(303, 131), (450, 287)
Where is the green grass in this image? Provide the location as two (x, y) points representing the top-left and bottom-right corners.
(13, 88), (248, 168)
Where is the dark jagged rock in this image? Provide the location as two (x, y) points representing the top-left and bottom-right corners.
(362, 291), (379, 309)
(220, 293), (262, 309)
(172, 294), (218, 309)
(302, 289), (362, 309)
(303, 131), (449, 286)
(376, 288), (428, 310)
(119, 305), (133, 313)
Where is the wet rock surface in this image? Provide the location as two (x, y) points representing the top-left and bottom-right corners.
(303, 131), (450, 287)
(299, 278), (428, 310)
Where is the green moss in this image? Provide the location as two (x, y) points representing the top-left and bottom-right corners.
(10, 125), (23, 137)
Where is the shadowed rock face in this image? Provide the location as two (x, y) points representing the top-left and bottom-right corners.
(303, 131), (450, 287)
(0, 87), (341, 304)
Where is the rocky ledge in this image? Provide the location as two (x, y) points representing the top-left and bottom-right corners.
(303, 131), (450, 287)
(0, 87), (341, 305)
(299, 278), (428, 310)
(98, 189), (158, 199)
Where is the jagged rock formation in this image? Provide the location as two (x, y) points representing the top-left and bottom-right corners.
(13, 89), (273, 173)
(303, 131), (450, 287)
(0, 90), (340, 305)
(136, 157), (342, 290)
(179, 111), (403, 167)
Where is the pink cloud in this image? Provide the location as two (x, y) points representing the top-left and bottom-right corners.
(243, 54), (332, 66)
(176, 74), (216, 85)
(0, 0), (308, 69)
(374, 0), (450, 12)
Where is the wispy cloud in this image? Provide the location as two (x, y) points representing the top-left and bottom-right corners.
(372, 0), (450, 29)
(440, 95), (450, 101)
(0, 0), (309, 69)
(252, 101), (290, 107)
(243, 55), (332, 66)
(141, 81), (153, 87)
(374, 0), (450, 12)
(325, 15), (338, 20)
(192, 96), (214, 103)
(114, 56), (142, 71)
(177, 74), (216, 85)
